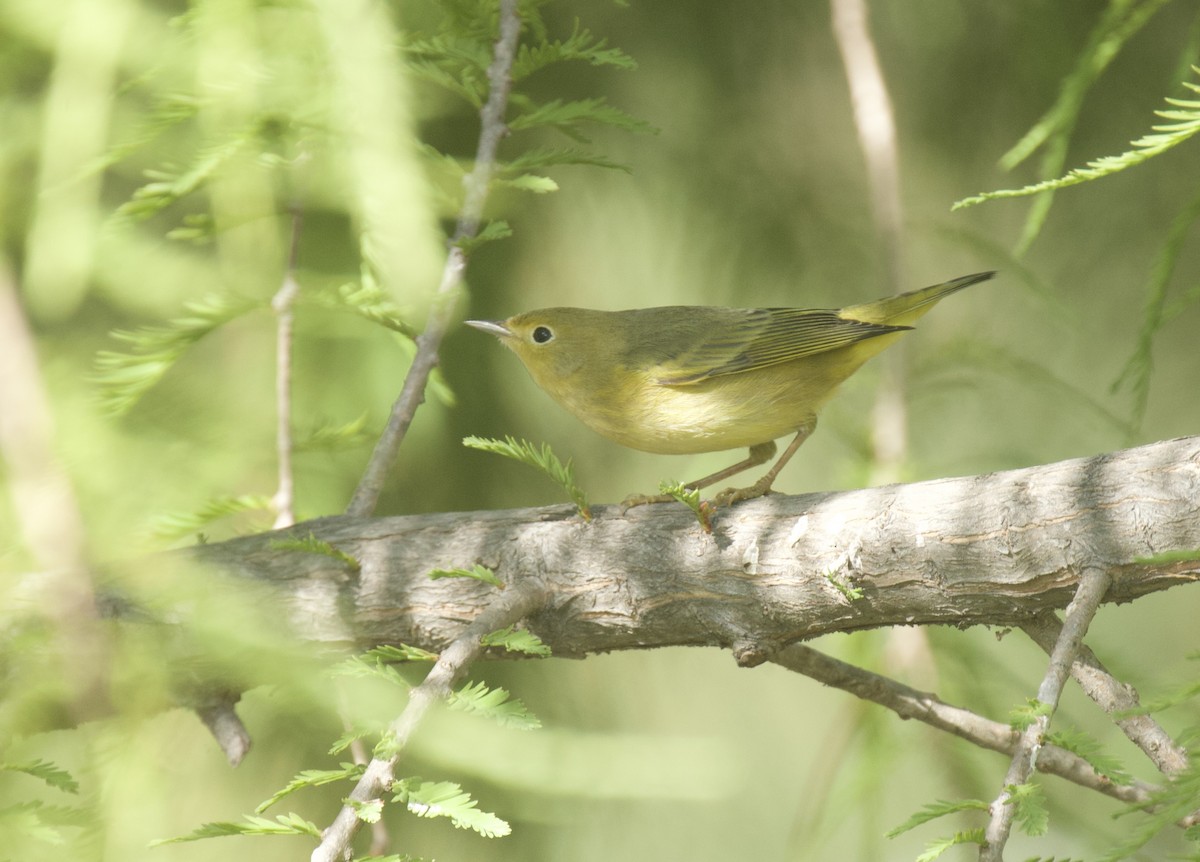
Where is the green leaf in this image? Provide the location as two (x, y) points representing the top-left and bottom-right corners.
(269, 533), (361, 572)
(429, 564), (503, 588)
(914, 829), (987, 862)
(956, 71), (1200, 211)
(501, 146), (629, 174)
(496, 174), (559, 194)
(392, 777), (510, 838)
(455, 220), (513, 254)
(1008, 782), (1049, 836)
(293, 414), (373, 452)
(360, 644), (440, 664)
(2, 760), (79, 794)
(507, 95), (654, 139)
(93, 294), (261, 415)
(886, 798), (989, 837)
(1046, 727), (1133, 786)
(147, 494), (273, 542)
(329, 724), (382, 756)
(310, 281), (418, 338)
(447, 680), (541, 730)
(151, 813), (322, 845)
(1008, 698), (1053, 730)
(658, 481), (713, 533)
(256, 764), (365, 813)
(512, 21), (637, 80)
(348, 798), (384, 824)
(481, 625), (551, 657)
(463, 435), (591, 519)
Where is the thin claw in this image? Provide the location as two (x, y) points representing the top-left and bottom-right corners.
(712, 479), (775, 508)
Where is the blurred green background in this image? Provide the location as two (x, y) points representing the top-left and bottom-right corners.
(2, 0), (1199, 859)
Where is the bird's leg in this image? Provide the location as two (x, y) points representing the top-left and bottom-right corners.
(712, 419), (816, 507)
(620, 441), (777, 510)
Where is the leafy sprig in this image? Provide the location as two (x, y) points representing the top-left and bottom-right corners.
(463, 435), (591, 519)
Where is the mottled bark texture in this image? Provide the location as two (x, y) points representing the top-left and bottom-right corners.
(186, 436), (1200, 660)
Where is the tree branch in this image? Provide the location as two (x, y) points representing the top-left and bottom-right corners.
(310, 577), (550, 862)
(346, 0), (522, 517)
(1020, 611), (1190, 777)
(188, 436), (1200, 659)
(770, 644), (1159, 807)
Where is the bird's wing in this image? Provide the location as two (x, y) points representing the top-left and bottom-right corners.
(654, 308), (910, 385)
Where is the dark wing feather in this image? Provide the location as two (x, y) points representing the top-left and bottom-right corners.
(655, 308), (910, 385)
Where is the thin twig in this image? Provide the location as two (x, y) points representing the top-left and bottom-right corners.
(829, 0), (908, 482)
(1020, 611), (1189, 777)
(346, 0), (522, 518)
(272, 210), (303, 529)
(980, 568), (1113, 862)
(771, 643), (1157, 808)
(310, 578), (549, 862)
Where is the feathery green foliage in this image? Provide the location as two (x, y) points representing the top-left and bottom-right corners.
(913, 829), (986, 862)
(147, 493), (273, 542)
(658, 481), (713, 533)
(886, 798), (990, 837)
(463, 435), (591, 519)
(1101, 763), (1200, 861)
(1008, 782), (1050, 837)
(956, 0), (1174, 255)
(93, 293), (262, 415)
(1046, 727), (1133, 785)
(151, 812), (322, 844)
(481, 624), (551, 656)
(255, 764), (365, 814)
(391, 777), (510, 838)
(268, 533), (361, 572)
(825, 570), (864, 602)
(1, 760), (80, 795)
(956, 69), (1200, 212)
(1008, 698), (1053, 730)
(429, 563), (504, 587)
(448, 680), (542, 729)
(293, 413), (372, 452)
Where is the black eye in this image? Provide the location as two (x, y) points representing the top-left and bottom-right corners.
(532, 326), (554, 344)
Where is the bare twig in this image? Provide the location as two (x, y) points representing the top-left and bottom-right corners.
(310, 577), (549, 862)
(829, 0), (908, 482)
(195, 695), (252, 767)
(980, 568), (1113, 861)
(346, 0), (522, 517)
(271, 211), (303, 529)
(1021, 611), (1189, 777)
(771, 643), (1157, 808)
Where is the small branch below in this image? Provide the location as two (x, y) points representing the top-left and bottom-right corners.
(980, 568), (1112, 861)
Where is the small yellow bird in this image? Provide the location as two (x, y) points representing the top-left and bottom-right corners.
(467, 271), (993, 506)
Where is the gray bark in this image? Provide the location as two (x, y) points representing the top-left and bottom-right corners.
(186, 436), (1200, 661)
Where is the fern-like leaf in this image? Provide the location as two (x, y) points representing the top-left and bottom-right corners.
(512, 21), (637, 80)
(480, 625), (551, 657)
(914, 829), (987, 862)
(463, 435), (591, 519)
(886, 798), (989, 837)
(268, 533), (361, 572)
(1047, 727), (1133, 786)
(447, 680), (541, 730)
(1008, 782), (1049, 836)
(1, 760), (79, 795)
(93, 293), (261, 415)
(429, 564), (503, 587)
(151, 812), (322, 845)
(392, 777), (510, 838)
(658, 481), (713, 533)
(256, 764), (364, 813)
(146, 494), (273, 542)
(956, 73), (1200, 210)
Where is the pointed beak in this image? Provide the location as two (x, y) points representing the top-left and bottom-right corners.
(465, 319), (512, 339)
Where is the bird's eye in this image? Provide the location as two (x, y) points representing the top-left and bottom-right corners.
(532, 325), (554, 344)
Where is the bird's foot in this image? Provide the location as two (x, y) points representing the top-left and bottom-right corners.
(619, 492), (677, 511)
(711, 479), (774, 508)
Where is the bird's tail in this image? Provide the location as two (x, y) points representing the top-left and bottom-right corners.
(842, 271), (995, 326)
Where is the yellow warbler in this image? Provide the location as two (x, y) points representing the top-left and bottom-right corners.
(467, 271), (993, 506)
